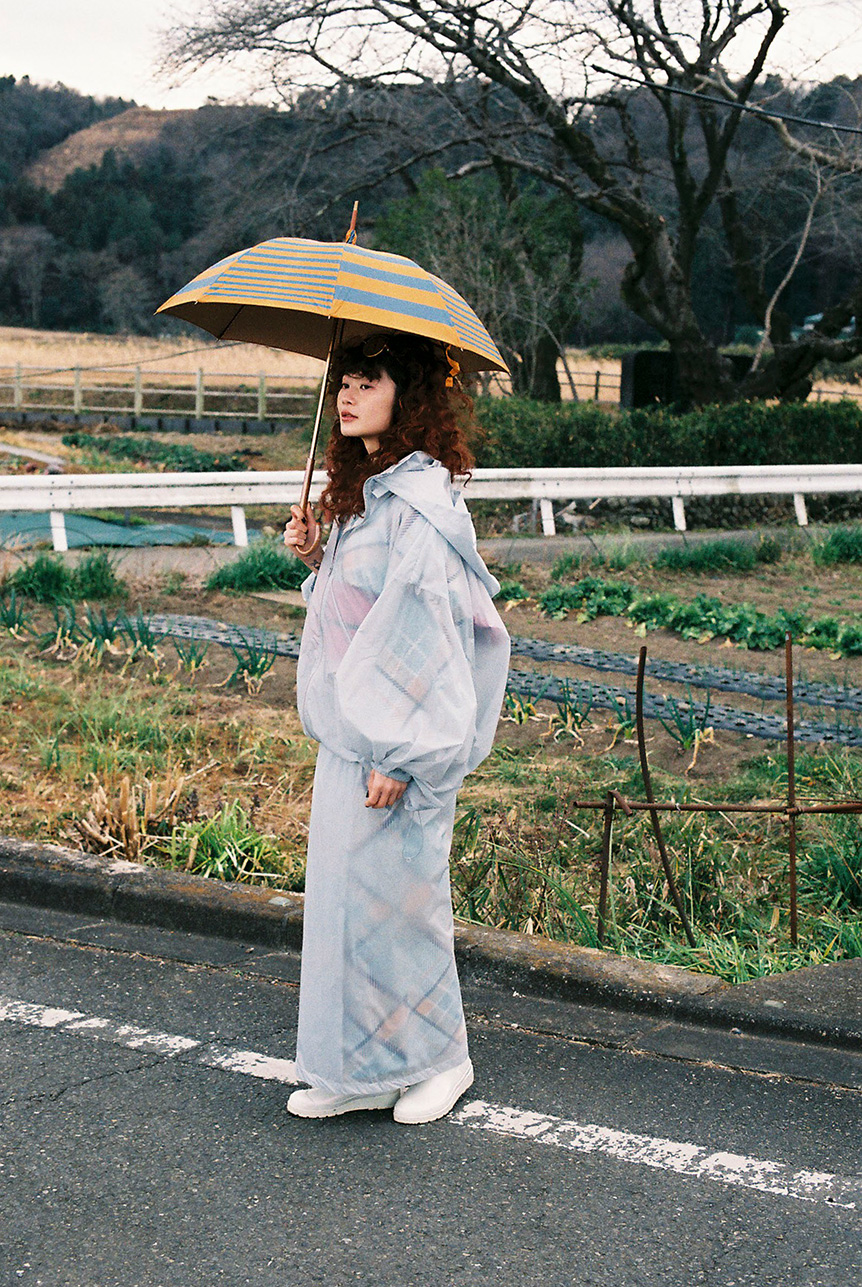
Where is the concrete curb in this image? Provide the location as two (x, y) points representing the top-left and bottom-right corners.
(2, 837), (860, 1052)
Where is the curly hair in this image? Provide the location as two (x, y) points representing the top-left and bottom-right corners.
(318, 333), (478, 522)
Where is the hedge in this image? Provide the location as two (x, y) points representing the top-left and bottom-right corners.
(473, 397), (862, 469)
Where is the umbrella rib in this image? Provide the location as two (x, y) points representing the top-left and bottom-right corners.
(216, 304), (245, 341)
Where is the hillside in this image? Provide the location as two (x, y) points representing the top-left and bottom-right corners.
(24, 106), (199, 191)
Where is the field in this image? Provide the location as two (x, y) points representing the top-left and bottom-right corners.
(1, 536), (861, 985)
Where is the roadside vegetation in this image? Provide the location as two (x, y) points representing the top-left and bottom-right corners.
(0, 545), (860, 985)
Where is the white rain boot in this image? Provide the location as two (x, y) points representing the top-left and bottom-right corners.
(287, 1087), (400, 1118)
(393, 1059), (474, 1125)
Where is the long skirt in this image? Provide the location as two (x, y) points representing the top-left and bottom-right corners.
(294, 745), (469, 1095)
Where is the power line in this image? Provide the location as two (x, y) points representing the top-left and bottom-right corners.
(589, 66), (862, 136)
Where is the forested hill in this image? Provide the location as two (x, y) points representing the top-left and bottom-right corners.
(0, 76), (134, 182)
(1, 72), (861, 367)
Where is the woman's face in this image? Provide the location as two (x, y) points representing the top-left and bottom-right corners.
(336, 369), (397, 454)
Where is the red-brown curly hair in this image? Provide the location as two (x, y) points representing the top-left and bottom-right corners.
(319, 334), (477, 522)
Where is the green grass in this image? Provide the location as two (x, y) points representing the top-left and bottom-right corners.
(4, 552), (127, 604)
(653, 536), (782, 574)
(168, 800), (304, 889)
(455, 746), (862, 982)
(205, 541), (308, 593)
(812, 525), (862, 566)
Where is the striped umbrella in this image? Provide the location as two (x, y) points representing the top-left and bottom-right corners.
(157, 216), (507, 511)
(156, 235), (506, 376)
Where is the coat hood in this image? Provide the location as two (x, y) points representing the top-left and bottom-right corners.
(363, 452), (500, 597)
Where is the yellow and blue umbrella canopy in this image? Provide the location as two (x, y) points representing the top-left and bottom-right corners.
(157, 236), (507, 375)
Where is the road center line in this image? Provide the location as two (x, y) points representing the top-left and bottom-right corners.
(453, 1100), (860, 1210)
(2, 995), (857, 1209)
(0, 995), (298, 1083)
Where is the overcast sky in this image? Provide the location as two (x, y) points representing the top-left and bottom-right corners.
(4, 0), (862, 111)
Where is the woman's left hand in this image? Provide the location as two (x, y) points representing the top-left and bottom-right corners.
(365, 770), (408, 809)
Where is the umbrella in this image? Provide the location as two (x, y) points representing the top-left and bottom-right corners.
(157, 209), (507, 513)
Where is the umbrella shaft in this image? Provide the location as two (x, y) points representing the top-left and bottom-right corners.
(299, 323), (341, 514)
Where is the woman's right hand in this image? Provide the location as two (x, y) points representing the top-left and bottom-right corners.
(284, 504), (322, 569)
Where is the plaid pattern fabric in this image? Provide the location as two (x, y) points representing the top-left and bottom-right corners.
(294, 455), (509, 1093)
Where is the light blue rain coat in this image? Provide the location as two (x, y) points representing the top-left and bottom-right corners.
(294, 451), (510, 1094)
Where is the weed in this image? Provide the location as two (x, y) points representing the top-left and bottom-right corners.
(654, 536), (782, 574)
(812, 525), (862, 565)
(161, 570), (187, 595)
(9, 554), (74, 603)
(73, 551), (127, 600)
(168, 800), (304, 888)
(550, 552), (581, 581)
(206, 541), (308, 593)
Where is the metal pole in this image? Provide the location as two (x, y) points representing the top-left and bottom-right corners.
(597, 792), (614, 946)
(133, 366), (143, 418)
(635, 645), (697, 947)
(258, 372), (267, 421)
(195, 369), (204, 420)
(786, 632), (798, 946)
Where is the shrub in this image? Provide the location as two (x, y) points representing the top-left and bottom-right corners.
(474, 396), (862, 469)
(205, 541), (309, 593)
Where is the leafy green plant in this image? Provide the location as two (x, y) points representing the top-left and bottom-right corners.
(62, 432), (248, 472)
(800, 821), (862, 910)
(497, 580), (528, 601)
(658, 687), (712, 750)
(206, 541), (309, 593)
(81, 606), (125, 657)
(548, 679), (594, 740)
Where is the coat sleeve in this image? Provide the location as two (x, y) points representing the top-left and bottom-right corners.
(331, 510), (482, 805)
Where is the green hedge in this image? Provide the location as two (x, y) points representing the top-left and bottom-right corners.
(473, 397), (862, 468)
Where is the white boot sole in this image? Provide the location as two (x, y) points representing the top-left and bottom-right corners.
(393, 1063), (474, 1125)
(287, 1089), (400, 1118)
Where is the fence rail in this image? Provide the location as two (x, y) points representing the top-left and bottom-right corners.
(0, 365), (320, 424)
(3, 463), (862, 550)
(3, 361), (862, 424)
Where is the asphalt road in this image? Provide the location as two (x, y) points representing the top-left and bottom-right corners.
(1, 899), (860, 1287)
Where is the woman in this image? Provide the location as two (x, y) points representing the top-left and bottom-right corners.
(283, 333), (509, 1124)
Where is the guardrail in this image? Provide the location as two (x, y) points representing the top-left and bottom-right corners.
(3, 463), (862, 550)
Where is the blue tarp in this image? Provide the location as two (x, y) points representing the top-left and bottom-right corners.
(0, 512), (237, 549)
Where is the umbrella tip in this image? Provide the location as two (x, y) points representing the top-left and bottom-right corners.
(345, 201), (359, 244)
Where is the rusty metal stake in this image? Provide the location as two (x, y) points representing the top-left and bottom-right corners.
(636, 645), (697, 947)
(786, 632), (798, 946)
(597, 792), (614, 946)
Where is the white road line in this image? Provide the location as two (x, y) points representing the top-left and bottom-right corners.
(0, 995), (298, 1084)
(453, 1100), (860, 1210)
(1, 995), (858, 1209)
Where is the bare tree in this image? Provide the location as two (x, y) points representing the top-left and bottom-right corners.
(164, 0), (862, 404)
